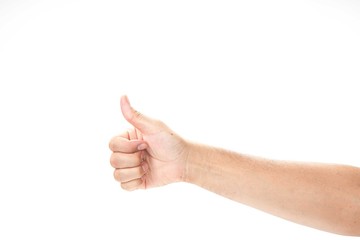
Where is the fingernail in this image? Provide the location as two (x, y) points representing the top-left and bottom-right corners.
(137, 143), (148, 151)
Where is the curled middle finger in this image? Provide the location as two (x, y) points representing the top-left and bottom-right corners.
(110, 152), (143, 169)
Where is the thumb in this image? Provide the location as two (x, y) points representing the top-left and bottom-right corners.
(120, 95), (158, 134)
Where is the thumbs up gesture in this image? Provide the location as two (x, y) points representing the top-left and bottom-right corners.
(109, 96), (189, 190)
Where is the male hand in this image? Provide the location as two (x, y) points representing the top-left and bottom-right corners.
(109, 96), (189, 190)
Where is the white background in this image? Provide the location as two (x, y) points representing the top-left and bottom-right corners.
(0, 0), (359, 239)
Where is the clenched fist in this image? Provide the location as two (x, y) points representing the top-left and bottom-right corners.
(109, 96), (189, 191)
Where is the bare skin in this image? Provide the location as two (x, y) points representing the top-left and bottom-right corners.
(109, 96), (360, 236)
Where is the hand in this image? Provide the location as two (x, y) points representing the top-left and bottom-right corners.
(109, 96), (189, 191)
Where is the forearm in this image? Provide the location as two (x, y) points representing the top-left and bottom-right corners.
(184, 143), (360, 236)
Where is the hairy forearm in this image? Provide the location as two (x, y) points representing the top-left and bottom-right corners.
(184, 143), (360, 236)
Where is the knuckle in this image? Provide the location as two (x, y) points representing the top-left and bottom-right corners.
(116, 169), (127, 182)
(121, 184), (134, 191)
(134, 110), (142, 120)
(110, 154), (119, 168)
(114, 167), (143, 182)
(128, 109), (142, 123)
(121, 169), (136, 182)
(112, 162), (144, 183)
(121, 182), (133, 191)
(109, 140), (114, 151)
(121, 179), (142, 191)
(113, 169), (120, 181)
(109, 136), (118, 151)
(114, 169), (130, 182)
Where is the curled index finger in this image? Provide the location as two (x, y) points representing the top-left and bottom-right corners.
(109, 136), (146, 153)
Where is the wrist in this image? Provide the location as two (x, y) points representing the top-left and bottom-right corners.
(183, 142), (210, 185)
